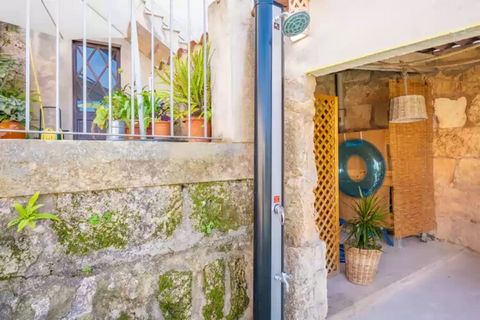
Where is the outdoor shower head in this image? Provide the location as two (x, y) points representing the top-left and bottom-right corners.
(282, 10), (310, 37)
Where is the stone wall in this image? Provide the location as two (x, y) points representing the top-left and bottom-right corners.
(429, 65), (480, 253)
(0, 141), (254, 320)
(285, 40), (328, 318)
(316, 70), (422, 132)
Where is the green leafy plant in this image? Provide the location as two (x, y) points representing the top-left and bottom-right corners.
(0, 54), (24, 99)
(345, 191), (388, 250)
(158, 43), (211, 121)
(0, 94), (25, 122)
(81, 265), (93, 276)
(92, 87), (131, 130)
(0, 53), (26, 123)
(93, 86), (169, 130)
(7, 192), (60, 232)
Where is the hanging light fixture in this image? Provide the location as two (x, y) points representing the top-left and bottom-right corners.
(389, 72), (428, 123)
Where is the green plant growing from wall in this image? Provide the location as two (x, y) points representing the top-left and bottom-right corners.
(81, 265), (93, 276)
(7, 192), (60, 232)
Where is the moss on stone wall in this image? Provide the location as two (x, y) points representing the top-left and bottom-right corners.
(158, 270), (193, 320)
(0, 235), (33, 279)
(189, 182), (241, 235)
(53, 211), (130, 255)
(155, 191), (183, 238)
(226, 258), (249, 320)
(202, 259), (226, 320)
(117, 312), (131, 320)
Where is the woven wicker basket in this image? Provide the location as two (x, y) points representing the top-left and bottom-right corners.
(345, 247), (382, 285)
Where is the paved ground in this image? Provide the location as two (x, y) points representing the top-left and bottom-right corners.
(328, 237), (480, 319)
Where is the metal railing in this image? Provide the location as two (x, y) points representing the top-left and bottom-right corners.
(0, 0), (212, 141)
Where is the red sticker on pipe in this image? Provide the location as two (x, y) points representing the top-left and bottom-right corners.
(273, 195), (281, 204)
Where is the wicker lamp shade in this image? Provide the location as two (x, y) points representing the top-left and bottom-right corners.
(389, 95), (428, 123)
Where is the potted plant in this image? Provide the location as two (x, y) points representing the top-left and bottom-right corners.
(344, 191), (388, 285)
(141, 89), (171, 137)
(0, 95), (26, 139)
(93, 88), (131, 140)
(0, 53), (26, 139)
(158, 42), (211, 141)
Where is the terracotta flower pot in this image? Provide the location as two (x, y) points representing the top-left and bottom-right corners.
(345, 246), (382, 285)
(184, 118), (211, 142)
(148, 120), (171, 137)
(126, 121), (172, 139)
(125, 123), (140, 140)
(0, 121), (26, 139)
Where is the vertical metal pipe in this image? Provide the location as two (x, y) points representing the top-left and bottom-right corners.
(82, 0), (87, 133)
(254, 0), (273, 319)
(202, 0), (208, 137)
(55, 0), (60, 132)
(335, 73), (345, 133)
(108, 0), (112, 133)
(255, 1), (286, 319)
(150, 0), (155, 136)
(187, 0), (191, 137)
(169, 0), (174, 136)
(130, 0), (135, 135)
(25, 0), (31, 131)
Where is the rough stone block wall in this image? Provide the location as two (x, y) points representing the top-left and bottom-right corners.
(316, 70), (401, 131)
(429, 65), (480, 253)
(0, 141), (254, 320)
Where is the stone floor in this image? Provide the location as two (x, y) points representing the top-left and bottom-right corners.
(327, 237), (480, 319)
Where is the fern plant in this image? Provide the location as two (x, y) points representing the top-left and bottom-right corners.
(345, 191), (388, 250)
(7, 192), (60, 232)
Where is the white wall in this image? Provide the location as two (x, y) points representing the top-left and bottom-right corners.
(209, 0), (255, 142)
(286, 0), (480, 78)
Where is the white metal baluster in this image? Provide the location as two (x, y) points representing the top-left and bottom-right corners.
(108, 0), (112, 133)
(150, 0), (155, 137)
(82, 0), (87, 133)
(130, 0), (135, 136)
(169, 0), (174, 136)
(55, 0), (60, 132)
(25, 0), (31, 131)
(203, 0), (208, 138)
(187, 0), (191, 137)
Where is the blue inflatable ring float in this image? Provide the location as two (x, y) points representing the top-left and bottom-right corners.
(339, 139), (386, 198)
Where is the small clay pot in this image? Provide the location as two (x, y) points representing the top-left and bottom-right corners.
(0, 121), (26, 139)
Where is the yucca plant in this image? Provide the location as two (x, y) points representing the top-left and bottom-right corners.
(345, 191), (388, 250)
(7, 192), (60, 232)
(157, 43), (211, 121)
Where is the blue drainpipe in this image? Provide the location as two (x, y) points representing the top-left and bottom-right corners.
(254, 1), (285, 319)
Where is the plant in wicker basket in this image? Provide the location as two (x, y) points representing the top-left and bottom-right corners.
(344, 190), (388, 285)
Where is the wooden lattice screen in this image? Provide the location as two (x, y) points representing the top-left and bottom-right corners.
(313, 94), (339, 274)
